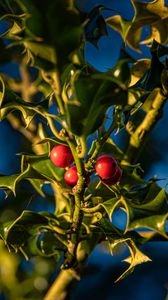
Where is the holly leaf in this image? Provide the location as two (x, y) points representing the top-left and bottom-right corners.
(128, 213), (168, 238)
(83, 5), (108, 47)
(0, 76), (49, 126)
(0, 211), (50, 246)
(109, 238), (151, 282)
(0, 12), (25, 40)
(83, 212), (103, 227)
(106, 15), (131, 46)
(0, 210), (67, 259)
(100, 198), (119, 221)
(122, 186), (168, 238)
(134, 44), (164, 91)
(119, 167), (144, 190)
(24, 41), (57, 71)
(106, 0), (168, 51)
(0, 164), (40, 196)
(130, 186), (168, 213)
(28, 178), (45, 197)
(100, 138), (124, 160)
(21, 153), (65, 182)
(35, 137), (67, 148)
(0, 153), (65, 196)
(16, 0), (82, 69)
(65, 70), (127, 136)
(94, 217), (151, 279)
(129, 59), (151, 87)
(38, 232), (66, 257)
(90, 181), (116, 201)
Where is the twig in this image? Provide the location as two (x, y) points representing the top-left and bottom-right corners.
(86, 122), (116, 170)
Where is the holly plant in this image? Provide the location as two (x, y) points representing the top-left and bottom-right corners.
(0, 0), (168, 299)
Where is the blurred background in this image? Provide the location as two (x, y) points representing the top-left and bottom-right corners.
(0, 0), (168, 299)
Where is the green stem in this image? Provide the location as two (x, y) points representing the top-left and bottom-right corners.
(51, 224), (69, 235)
(78, 136), (87, 158)
(86, 122), (116, 169)
(41, 69), (65, 115)
(66, 139), (84, 177)
(46, 115), (65, 141)
(81, 204), (101, 213)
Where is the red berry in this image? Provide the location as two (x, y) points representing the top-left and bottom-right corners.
(50, 145), (74, 168)
(95, 155), (117, 179)
(101, 165), (122, 185)
(64, 166), (90, 187)
(64, 166), (78, 187)
(50, 145), (73, 168)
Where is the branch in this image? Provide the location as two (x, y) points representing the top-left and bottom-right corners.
(44, 231), (102, 300)
(44, 269), (80, 300)
(122, 88), (167, 164)
(64, 138), (86, 267)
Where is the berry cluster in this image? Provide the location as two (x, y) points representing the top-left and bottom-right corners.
(50, 145), (122, 187)
(95, 155), (122, 185)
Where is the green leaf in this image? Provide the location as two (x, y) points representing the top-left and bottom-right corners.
(0, 210), (67, 259)
(83, 212), (103, 226)
(119, 167), (144, 190)
(111, 49), (133, 86)
(134, 45), (164, 91)
(100, 138), (124, 160)
(90, 181), (116, 201)
(0, 152), (65, 196)
(24, 41), (56, 71)
(127, 88), (148, 111)
(16, 0), (82, 69)
(106, 0), (168, 51)
(109, 238), (151, 282)
(0, 13), (25, 40)
(151, 40), (168, 58)
(65, 71), (127, 136)
(35, 137), (67, 147)
(83, 5), (108, 47)
(128, 213), (168, 239)
(161, 65), (168, 96)
(39, 232), (66, 257)
(0, 211), (50, 246)
(21, 153), (65, 182)
(27, 179), (45, 197)
(100, 198), (119, 221)
(0, 76), (49, 126)
(0, 164), (39, 196)
(106, 15), (131, 45)
(122, 186), (168, 238)
(131, 186), (168, 213)
(129, 59), (151, 87)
